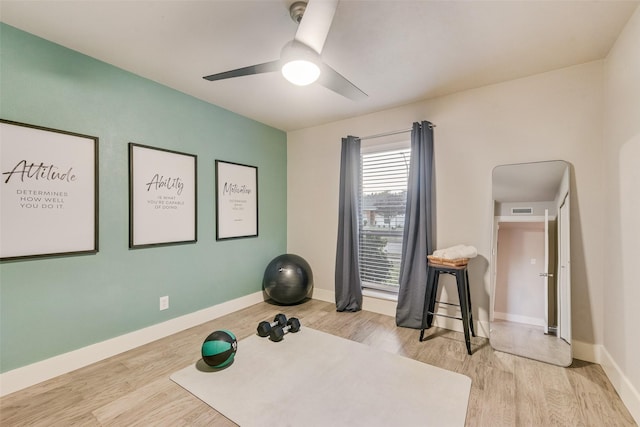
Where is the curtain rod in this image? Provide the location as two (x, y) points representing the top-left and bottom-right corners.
(359, 123), (436, 141)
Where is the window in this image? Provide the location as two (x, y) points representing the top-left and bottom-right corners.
(359, 143), (410, 293)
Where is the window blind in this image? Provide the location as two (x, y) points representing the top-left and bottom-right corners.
(359, 147), (410, 290)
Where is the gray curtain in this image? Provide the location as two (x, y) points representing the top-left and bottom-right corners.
(335, 135), (363, 312)
(396, 121), (434, 328)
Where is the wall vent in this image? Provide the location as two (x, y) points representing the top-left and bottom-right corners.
(511, 207), (534, 215)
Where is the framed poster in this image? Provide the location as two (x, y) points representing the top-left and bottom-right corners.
(215, 160), (258, 240)
(129, 143), (197, 248)
(0, 119), (99, 260)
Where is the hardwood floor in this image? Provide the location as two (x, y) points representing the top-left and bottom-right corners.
(1, 299), (636, 426)
(490, 320), (572, 366)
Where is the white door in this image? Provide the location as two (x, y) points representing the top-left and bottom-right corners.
(542, 209), (550, 334)
(558, 196), (571, 342)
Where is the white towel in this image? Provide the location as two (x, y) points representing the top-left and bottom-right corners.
(432, 244), (477, 260)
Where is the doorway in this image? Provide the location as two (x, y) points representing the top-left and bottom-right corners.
(494, 221), (547, 327)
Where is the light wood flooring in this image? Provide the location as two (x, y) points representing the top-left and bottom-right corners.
(490, 319), (572, 367)
(1, 299), (636, 426)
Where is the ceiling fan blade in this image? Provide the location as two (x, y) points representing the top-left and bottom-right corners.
(203, 60), (280, 81)
(318, 63), (368, 101)
(294, 0), (338, 54)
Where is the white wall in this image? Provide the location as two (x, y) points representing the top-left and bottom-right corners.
(495, 223), (545, 325)
(603, 5), (640, 421)
(496, 201), (556, 217)
(288, 61), (605, 346)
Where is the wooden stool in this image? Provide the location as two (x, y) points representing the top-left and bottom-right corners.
(419, 261), (475, 355)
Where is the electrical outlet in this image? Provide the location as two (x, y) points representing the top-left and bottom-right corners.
(159, 296), (169, 311)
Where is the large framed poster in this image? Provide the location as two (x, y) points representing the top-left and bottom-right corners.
(129, 143), (197, 248)
(0, 119), (99, 260)
(215, 160), (258, 240)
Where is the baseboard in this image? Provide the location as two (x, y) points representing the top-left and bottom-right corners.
(312, 287), (490, 338)
(312, 287), (398, 318)
(493, 311), (545, 327)
(0, 291), (264, 397)
(431, 316), (490, 339)
(599, 346), (640, 424)
(310, 287), (335, 304)
(572, 340), (601, 364)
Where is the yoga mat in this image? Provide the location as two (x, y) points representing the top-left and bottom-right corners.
(171, 327), (471, 427)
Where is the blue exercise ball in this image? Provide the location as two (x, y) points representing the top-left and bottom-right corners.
(263, 254), (313, 305)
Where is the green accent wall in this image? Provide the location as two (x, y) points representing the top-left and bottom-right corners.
(0, 24), (287, 373)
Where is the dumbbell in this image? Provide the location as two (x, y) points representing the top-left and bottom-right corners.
(269, 317), (301, 342)
(257, 313), (287, 337)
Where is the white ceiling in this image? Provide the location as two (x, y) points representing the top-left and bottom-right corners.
(1, 0), (638, 132)
(493, 160), (568, 202)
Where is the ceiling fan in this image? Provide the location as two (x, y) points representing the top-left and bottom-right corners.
(203, 0), (367, 101)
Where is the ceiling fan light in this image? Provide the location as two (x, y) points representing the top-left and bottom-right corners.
(281, 59), (321, 86)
